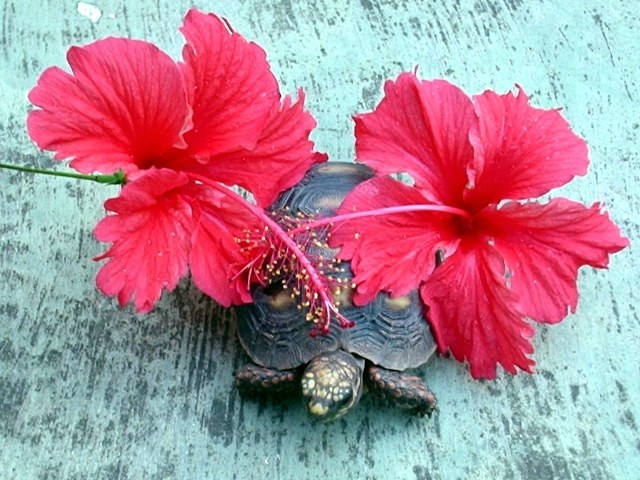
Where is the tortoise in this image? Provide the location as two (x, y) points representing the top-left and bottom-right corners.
(234, 162), (438, 421)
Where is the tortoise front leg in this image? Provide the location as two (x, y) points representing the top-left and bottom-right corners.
(234, 364), (300, 394)
(366, 366), (437, 417)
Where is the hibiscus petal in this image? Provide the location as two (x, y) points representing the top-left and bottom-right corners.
(181, 90), (327, 207)
(331, 176), (459, 305)
(180, 9), (280, 157)
(421, 240), (536, 379)
(187, 186), (259, 306)
(478, 199), (629, 324)
(27, 38), (189, 175)
(354, 72), (475, 205)
(466, 87), (588, 208)
(94, 169), (194, 313)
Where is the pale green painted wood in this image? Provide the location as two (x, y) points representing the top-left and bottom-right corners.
(0, 1), (638, 479)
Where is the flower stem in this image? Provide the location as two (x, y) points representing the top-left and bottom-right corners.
(288, 204), (471, 235)
(0, 162), (126, 185)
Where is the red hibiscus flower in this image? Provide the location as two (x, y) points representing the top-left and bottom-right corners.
(330, 72), (629, 378)
(27, 9), (326, 312)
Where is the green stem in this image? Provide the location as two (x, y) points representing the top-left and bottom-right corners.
(0, 162), (126, 185)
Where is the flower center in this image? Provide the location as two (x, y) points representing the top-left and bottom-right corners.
(453, 213), (475, 236)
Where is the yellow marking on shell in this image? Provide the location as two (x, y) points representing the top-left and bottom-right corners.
(331, 283), (354, 307)
(315, 162), (360, 175)
(269, 289), (296, 309)
(313, 195), (343, 211)
(384, 295), (412, 311)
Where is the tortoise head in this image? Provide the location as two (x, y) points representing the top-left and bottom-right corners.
(300, 351), (364, 421)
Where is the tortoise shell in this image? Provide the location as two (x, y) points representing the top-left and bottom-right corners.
(236, 162), (436, 371)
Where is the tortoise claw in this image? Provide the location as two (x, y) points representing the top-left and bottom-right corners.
(366, 366), (437, 417)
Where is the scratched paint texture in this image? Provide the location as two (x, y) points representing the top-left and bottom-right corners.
(0, 1), (638, 479)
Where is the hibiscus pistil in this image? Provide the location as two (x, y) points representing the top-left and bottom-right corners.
(287, 203), (472, 236)
(189, 173), (352, 332)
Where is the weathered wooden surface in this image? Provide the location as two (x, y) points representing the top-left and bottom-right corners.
(0, 1), (638, 479)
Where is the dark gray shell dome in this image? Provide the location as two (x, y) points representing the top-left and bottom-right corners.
(236, 162), (436, 371)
